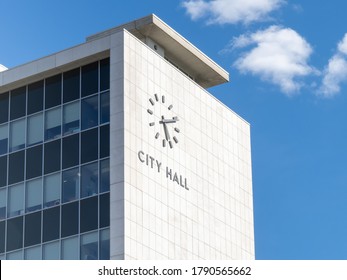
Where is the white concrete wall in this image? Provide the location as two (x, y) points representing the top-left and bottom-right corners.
(122, 30), (254, 260)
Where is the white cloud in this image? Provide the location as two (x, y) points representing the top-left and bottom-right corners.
(319, 33), (347, 98)
(182, 0), (285, 25)
(230, 26), (316, 94)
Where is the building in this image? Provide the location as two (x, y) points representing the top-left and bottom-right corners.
(0, 14), (254, 260)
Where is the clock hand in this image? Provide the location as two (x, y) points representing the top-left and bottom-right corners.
(163, 122), (171, 141)
(160, 117), (179, 124)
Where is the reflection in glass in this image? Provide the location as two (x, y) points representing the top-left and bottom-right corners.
(62, 168), (80, 203)
(63, 101), (80, 135)
(81, 95), (98, 130)
(61, 236), (79, 260)
(100, 228), (110, 260)
(24, 246), (42, 260)
(27, 113), (43, 146)
(43, 241), (59, 260)
(10, 118), (25, 152)
(81, 162), (98, 198)
(26, 178), (42, 213)
(45, 74), (62, 109)
(0, 124), (8, 155)
(0, 92), (9, 124)
(45, 107), (61, 140)
(81, 61), (98, 97)
(10, 87), (26, 120)
(100, 91), (110, 124)
(100, 159), (110, 193)
(27, 80), (44, 115)
(0, 188), (6, 220)
(80, 231), (98, 260)
(8, 183), (24, 218)
(43, 173), (61, 208)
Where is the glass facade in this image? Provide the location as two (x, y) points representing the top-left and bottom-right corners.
(0, 58), (110, 260)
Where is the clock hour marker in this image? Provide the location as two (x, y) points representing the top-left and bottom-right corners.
(174, 127), (180, 133)
(149, 98), (155, 106)
(162, 140), (166, 147)
(147, 109), (153, 115)
(169, 141), (173, 149)
(168, 104), (173, 110)
(154, 94), (159, 102)
(155, 132), (160, 139)
(149, 122), (155, 126)
(173, 136), (178, 144)
(162, 95), (165, 103)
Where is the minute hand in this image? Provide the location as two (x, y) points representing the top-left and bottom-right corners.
(160, 117), (179, 124)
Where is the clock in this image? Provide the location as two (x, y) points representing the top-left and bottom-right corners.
(147, 93), (180, 149)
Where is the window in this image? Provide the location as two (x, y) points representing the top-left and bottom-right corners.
(100, 228), (110, 260)
(10, 118), (25, 152)
(43, 173), (61, 208)
(0, 188), (6, 220)
(8, 183), (24, 218)
(8, 151), (25, 184)
(100, 125), (109, 158)
(81, 95), (98, 130)
(81, 128), (98, 163)
(63, 101), (80, 135)
(63, 68), (80, 103)
(0, 92), (9, 124)
(100, 159), (110, 193)
(99, 193), (110, 228)
(81, 62), (98, 97)
(6, 216), (23, 252)
(27, 113), (43, 146)
(27, 80), (44, 115)
(24, 212), (41, 247)
(26, 145), (43, 179)
(61, 201), (79, 238)
(80, 196), (98, 233)
(0, 221), (5, 253)
(0, 124), (8, 155)
(61, 236), (79, 260)
(10, 87), (26, 120)
(62, 167), (80, 203)
(42, 206), (60, 242)
(62, 134), (79, 169)
(81, 162), (98, 198)
(0, 155), (7, 187)
(25, 178), (42, 213)
(6, 250), (23, 260)
(100, 58), (110, 92)
(100, 91), (110, 124)
(44, 139), (61, 174)
(24, 246), (41, 260)
(43, 241), (59, 260)
(80, 231), (98, 260)
(45, 74), (62, 109)
(45, 107), (61, 140)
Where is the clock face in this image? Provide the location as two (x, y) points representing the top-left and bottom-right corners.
(147, 93), (180, 149)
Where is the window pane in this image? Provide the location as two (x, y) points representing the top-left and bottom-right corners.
(81, 61), (98, 97)
(43, 241), (59, 260)
(62, 167), (79, 203)
(45, 107), (61, 140)
(99, 193), (110, 228)
(6, 250), (23, 260)
(8, 151), (25, 185)
(100, 58), (110, 91)
(24, 245), (42, 260)
(24, 212), (41, 247)
(100, 159), (110, 193)
(10, 118), (25, 152)
(100, 125), (109, 158)
(100, 91), (110, 124)
(0, 189), (6, 220)
(44, 139), (61, 174)
(10, 87), (26, 120)
(62, 134), (79, 169)
(61, 236), (78, 260)
(63, 101), (80, 135)
(100, 228), (110, 260)
(43, 206), (60, 242)
(61, 201), (78, 238)
(26, 178), (42, 213)
(81, 128), (98, 164)
(0, 124), (8, 155)
(0, 92), (9, 124)
(0, 221), (5, 253)
(8, 183), (24, 218)
(80, 231), (98, 260)
(0, 155), (7, 187)
(43, 173), (61, 208)
(27, 113), (43, 146)
(81, 162), (98, 198)
(81, 95), (98, 130)
(63, 68), (80, 103)
(80, 196), (98, 233)
(27, 80), (44, 115)
(7, 216), (23, 251)
(26, 145), (43, 180)
(45, 74), (62, 109)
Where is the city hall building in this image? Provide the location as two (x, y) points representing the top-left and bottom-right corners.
(0, 15), (254, 260)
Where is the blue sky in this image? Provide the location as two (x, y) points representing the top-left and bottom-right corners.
(1, 0), (347, 260)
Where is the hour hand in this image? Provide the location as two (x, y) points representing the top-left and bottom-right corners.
(160, 117), (179, 124)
